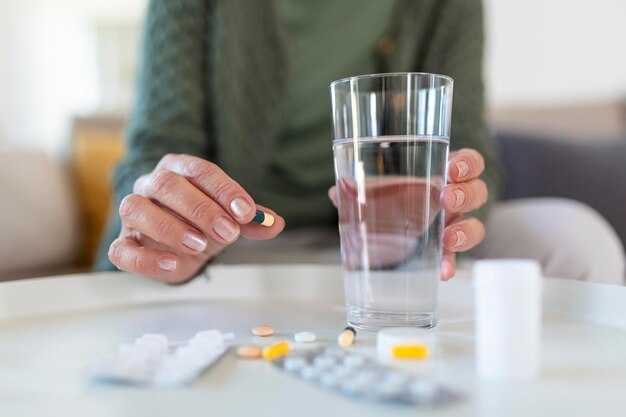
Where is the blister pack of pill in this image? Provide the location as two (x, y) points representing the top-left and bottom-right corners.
(90, 330), (233, 388)
(273, 347), (461, 406)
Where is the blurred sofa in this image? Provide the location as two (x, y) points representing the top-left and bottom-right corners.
(0, 151), (81, 280)
(495, 132), (626, 249)
(490, 100), (626, 249)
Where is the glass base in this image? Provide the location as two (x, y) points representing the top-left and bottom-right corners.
(346, 307), (437, 331)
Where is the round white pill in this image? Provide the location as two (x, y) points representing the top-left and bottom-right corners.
(320, 373), (339, 388)
(343, 354), (367, 368)
(193, 330), (223, 345)
(294, 331), (316, 343)
(190, 330), (224, 354)
(383, 371), (410, 387)
(284, 356), (307, 372)
(332, 365), (353, 378)
(135, 338), (167, 356)
(409, 379), (437, 400)
(300, 366), (321, 380)
(313, 356), (335, 369)
(141, 333), (168, 347)
(374, 382), (403, 399)
(339, 378), (367, 395)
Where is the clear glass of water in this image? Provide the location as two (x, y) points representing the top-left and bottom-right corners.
(329, 73), (454, 330)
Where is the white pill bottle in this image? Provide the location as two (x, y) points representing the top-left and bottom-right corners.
(473, 259), (542, 381)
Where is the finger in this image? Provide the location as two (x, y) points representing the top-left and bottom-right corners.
(328, 186), (338, 208)
(119, 194), (220, 254)
(152, 154), (259, 223)
(448, 148), (485, 183)
(108, 237), (185, 283)
(442, 216), (485, 252)
(440, 178), (488, 213)
(441, 249), (456, 281)
(240, 205), (286, 240)
(133, 171), (241, 244)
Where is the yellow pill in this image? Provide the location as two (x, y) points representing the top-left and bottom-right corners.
(252, 325), (274, 337)
(338, 326), (356, 348)
(236, 345), (263, 359)
(262, 340), (291, 360)
(391, 344), (429, 360)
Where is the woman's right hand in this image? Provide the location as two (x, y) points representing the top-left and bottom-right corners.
(108, 154), (285, 283)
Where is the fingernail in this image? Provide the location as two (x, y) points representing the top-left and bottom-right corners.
(213, 217), (240, 242)
(453, 188), (466, 208)
(182, 231), (207, 252)
(159, 258), (178, 271)
(454, 230), (468, 248)
(230, 198), (252, 218)
(456, 160), (470, 179)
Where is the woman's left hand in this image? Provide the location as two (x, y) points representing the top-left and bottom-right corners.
(439, 148), (488, 280)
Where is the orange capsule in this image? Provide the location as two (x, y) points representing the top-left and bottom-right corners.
(262, 341), (290, 360)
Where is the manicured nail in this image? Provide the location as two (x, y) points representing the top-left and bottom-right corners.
(213, 217), (240, 242)
(182, 231), (207, 252)
(456, 160), (470, 179)
(230, 198), (253, 218)
(453, 188), (466, 208)
(159, 258), (178, 271)
(454, 230), (468, 248)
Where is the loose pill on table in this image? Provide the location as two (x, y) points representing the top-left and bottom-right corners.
(252, 325), (274, 337)
(252, 210), (275, 227)
(236, 345), (263, 359)
(338, 326), (356, 348)
(391, 344), (429, 360)
(294, 331), (316, 343)
(262, 340), (291, 360)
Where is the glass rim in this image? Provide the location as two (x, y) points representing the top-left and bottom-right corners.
(330, 72), (454, 89)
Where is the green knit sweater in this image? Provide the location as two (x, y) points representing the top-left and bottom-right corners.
(95, 0), (500, 270)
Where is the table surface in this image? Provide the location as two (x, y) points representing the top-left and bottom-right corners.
(1, 264), (626, 417)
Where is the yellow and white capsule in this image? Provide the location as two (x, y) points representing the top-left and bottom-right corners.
(262, 340), (291, 360)
(252, 210), (275, 227)
(338, 326), (356, 348)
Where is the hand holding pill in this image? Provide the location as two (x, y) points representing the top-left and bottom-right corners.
(108, 154), (285, 283)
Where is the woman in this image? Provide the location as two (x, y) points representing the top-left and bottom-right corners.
(95, 0), (624, 285)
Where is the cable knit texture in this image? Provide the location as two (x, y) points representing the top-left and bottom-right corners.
(95, 0), (500, 270)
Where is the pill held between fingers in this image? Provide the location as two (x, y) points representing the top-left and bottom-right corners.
(294, 331), (316, 343)
(262, 341), (291, 360)
(252, 209), (275, 227)
(236, 345), (263, 359)
(252, 325), (274, 337)
(338, 326), (356, 348)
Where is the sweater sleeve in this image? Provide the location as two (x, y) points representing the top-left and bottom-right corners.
(419, 0), (501, 222)
(94, 0), (212, 270)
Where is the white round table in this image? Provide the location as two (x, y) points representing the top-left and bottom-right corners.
(1, 264), (625, 417)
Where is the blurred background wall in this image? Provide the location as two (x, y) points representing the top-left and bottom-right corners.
(0, 0), (625, 280)
(0, 0), (144, 154)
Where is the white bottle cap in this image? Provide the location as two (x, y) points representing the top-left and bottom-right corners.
(474, 259), (541, 291)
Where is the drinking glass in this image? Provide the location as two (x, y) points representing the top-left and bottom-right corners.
(329, 72), (454, 330)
